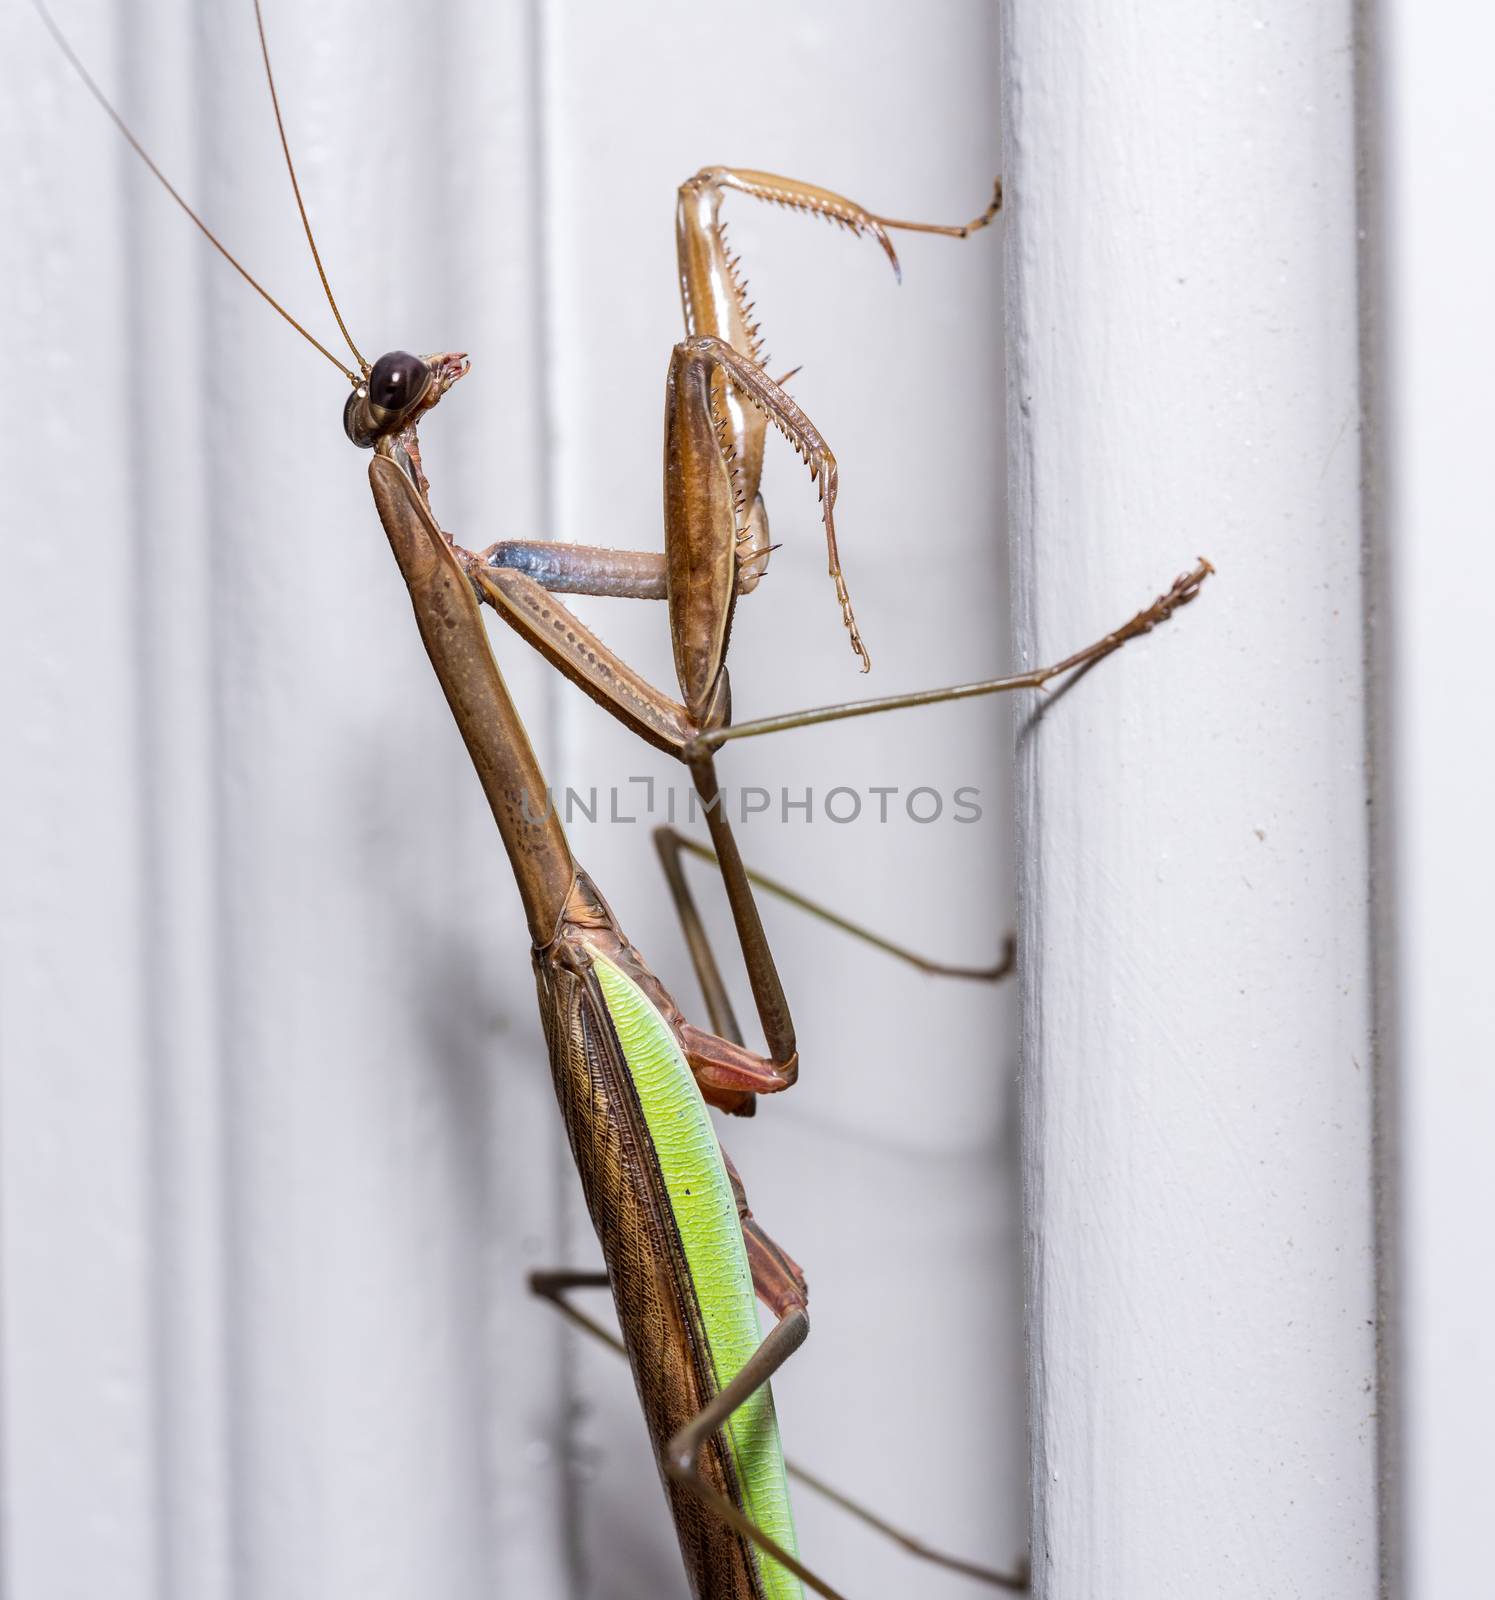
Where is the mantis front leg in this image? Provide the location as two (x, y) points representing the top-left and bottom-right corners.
(462, 170), (1002, 1093)
(471, 335), (858, 1078)
(676, 166), (1003, 608)
(483, 166), (1002, 660)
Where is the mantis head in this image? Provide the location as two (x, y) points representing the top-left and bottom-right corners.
(343, 350), (470, 449)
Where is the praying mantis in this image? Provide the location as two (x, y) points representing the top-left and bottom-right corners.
(19, 3), (1214, 1595)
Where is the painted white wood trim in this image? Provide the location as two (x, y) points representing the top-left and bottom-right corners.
(1002, 3), (1381, 1595)
(2, 3), (573, 1595)
(0, 3), (1013, 1597)
(535, 5), (1018, 1592)
(1385, 3), (1495, 1596)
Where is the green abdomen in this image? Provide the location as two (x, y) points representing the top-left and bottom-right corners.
(590, 949), (802, 1600)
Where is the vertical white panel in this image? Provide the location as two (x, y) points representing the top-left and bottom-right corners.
(1, 3), (162, 1590)
(537, 5), (1017, 1595)
(1004, 2), (1381, 1596)
(2, 2), (573, 1596)
(1386, 2), (1495, 1595)
(1, 3), (1014, 1598)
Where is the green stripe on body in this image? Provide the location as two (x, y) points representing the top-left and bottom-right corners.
(590, 948), (801, 1600)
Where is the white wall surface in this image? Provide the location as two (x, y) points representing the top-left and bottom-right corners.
(1003, 3), (1382, 1597)
(1385, 3), (1495, 1596)
(0, 4), (1015, 1598)
(24, 3), (1486, 1597)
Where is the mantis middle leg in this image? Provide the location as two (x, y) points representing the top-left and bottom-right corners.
(471, 335), (853, 1081)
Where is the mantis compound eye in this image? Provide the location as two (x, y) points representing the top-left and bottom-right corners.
(343, 350), (433, 448)
(368, 350), (431, 416)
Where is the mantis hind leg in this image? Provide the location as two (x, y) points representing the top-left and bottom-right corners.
(529, 1272), (841, 1597)
(651, 814), (1012, 1111)
(527, 1267), (1029, 1593)
(645, 765), (1015, 1114)
(653, 826), (1014, 1042)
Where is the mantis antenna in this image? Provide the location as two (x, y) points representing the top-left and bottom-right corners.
(251, 0), (368, 377)
(30, 0), (366, 387)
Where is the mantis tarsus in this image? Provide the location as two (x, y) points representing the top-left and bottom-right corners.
(35, 2), (1212, 1594)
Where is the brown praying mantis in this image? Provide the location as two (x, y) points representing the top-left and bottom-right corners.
(34, 2), (1213, 1594)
